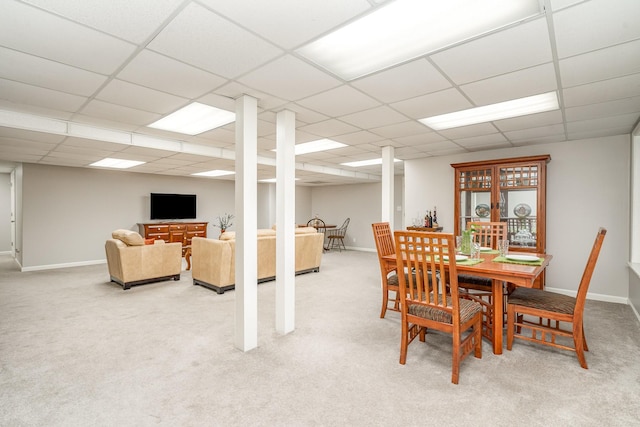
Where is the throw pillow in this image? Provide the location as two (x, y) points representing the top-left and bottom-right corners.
(112, 229), (145, 246)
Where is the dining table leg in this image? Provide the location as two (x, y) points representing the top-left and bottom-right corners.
(492, 279), (504, 355)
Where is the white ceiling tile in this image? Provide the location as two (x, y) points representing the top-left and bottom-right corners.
(22, 0), (185, 44)
(369, 121), (431, 139)
(340, 106), (407, 129)
(61, 136), (128, 152)
(567, 125), (632, 141)
(454, 133), (508, 147)
(80, 99), (161, 127)
(0, 127), (65, 143)
(0, 1), (135, 74)
(494, 110), (564, 132)
(199, 0), (371, 49)
(118, 50), (228, 99)
(563, 73), (640, 107)
(96, 79), (187, 114)
(559, 39), (640, 88)
(430, 18), (552, 84)
(148, 2), (282, 78)
(503, 123), (566, 140)
(511, 135), (566, 145)
(566, 112), (639, 134)
(0, 47), (107, 96)
(332, 131), (384, 145)
(565, 96), (640, 122)
(0, 137), (56, 153)
(351, 59), (451, 103)
(238, 55), (342, 102)
(553, 0), (640, 58)
(297, 119), (359, 137)
(392, 132), (447, 146)
(391, 88), (472, 119)
(460, 63), (558, 105)
(296, 84), (380, 117)
(549, 0), (585, 11)
(0, 79), (87, 112)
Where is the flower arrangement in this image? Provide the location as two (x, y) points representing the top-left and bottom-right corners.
(460, 223), (479, 255)
(215, 213), (234, 232)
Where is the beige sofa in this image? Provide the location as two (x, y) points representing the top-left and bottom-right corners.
(105, 229), (182, 290)
(191, 227), (324, 294)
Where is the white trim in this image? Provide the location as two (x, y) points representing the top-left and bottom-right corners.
(21, 259), (106, 272)
(0, 250), (12, 255)
(544, 286), (628, 305)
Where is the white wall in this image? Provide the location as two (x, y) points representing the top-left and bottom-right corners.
(404, 135), (630, 301)
(19, 164), (258, 268)
(0, 173), (10, 252)
(309, 177), (404, 250)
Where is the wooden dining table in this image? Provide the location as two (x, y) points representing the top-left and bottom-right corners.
(382, 250), (553, 355)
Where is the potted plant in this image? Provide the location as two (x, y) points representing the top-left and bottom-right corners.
(215, 213), (234, 234)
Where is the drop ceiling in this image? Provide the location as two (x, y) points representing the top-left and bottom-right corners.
(0, 0), (639, 185)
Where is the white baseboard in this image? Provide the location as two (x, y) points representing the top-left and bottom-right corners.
(344, 246), (376, 253)
(22, 259), (106, 272)
(544, 286), (629, 305)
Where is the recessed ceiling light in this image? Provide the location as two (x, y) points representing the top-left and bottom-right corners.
(272, 138), (348, 155)
(90, 158), (145, 169)
(297, 0), (542, 80)
(191, 170), (235, 177)
(148, 102), (235, 135)
(419, 92), (559, 130)
(341, 158), (402, 167)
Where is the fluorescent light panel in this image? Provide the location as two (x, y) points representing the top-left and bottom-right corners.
(148, 102), (235, 135)
(297, 0), (541, 80)
(272, 139), (347, 155)
(259, 178), (300, 183)
(341, 158), (401, 167)
(420, 92), (559, 130)
(191, 170), (235, 177)
(90, 158), (145, 169)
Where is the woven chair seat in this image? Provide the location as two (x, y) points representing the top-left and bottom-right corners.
(409, 297), (482, 324)
(508, 287), (575, 315)
(457, 274), (491, 288)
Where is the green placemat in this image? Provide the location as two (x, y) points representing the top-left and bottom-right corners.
(435, 257), (484, 266)
(492, 255), (544, 266)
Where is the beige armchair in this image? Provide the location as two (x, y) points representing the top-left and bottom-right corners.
(105, 229), (182, 290)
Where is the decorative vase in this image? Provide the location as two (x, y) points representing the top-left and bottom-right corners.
(461, 231), (473, 255)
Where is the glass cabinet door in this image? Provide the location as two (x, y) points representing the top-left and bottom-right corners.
(457, 167), (492, 232)
(499, 163), (540, 250)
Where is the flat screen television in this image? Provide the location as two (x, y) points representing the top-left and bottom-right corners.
(150, 193), (197, 220)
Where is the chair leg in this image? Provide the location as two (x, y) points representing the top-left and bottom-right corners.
(451, 339), (460, 385)
(573, 323), (588, 369)
(380, 289), (389, 319)
(399, 320), (409, 365)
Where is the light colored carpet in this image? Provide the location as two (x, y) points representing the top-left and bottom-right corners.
(1, 250), (639, 427)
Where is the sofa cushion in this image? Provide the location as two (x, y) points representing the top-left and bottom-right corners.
(112, 229), (145, 246)
(295, 226), (318, 234)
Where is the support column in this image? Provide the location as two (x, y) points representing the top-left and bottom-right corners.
(234, 95), (258, 352)
(382, 146), (395, 230)
(275, 109), (296, 334)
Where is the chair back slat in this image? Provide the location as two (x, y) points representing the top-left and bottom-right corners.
(574, 228), (607, 318)
(395, 231), (459, 321)
(372, 223), (396, 273)
(467, 221), (507, 249)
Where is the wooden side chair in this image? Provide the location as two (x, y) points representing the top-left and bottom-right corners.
(507, 228), (606, 368)
(458, 221), (507, 341)
(327, 217), (350, 252)
(395, 231), (482, 384)
(371, 222), (399, 318)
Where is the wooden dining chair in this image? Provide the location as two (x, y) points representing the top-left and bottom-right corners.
(458, 221), (508, 341)
(371, 222), (400, 318)
(507, 228), (606, 368)
(395, 231), (483, 384)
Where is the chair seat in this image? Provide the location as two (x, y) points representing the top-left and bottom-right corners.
(457, 274), (492, 288)
(409, 297), (482, 324)
(509, 287), (576, 315)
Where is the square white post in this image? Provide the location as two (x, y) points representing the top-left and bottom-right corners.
(234, 95), (258, 351)
(382, 145), (395, 230)
(275, 109), (296, 334)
